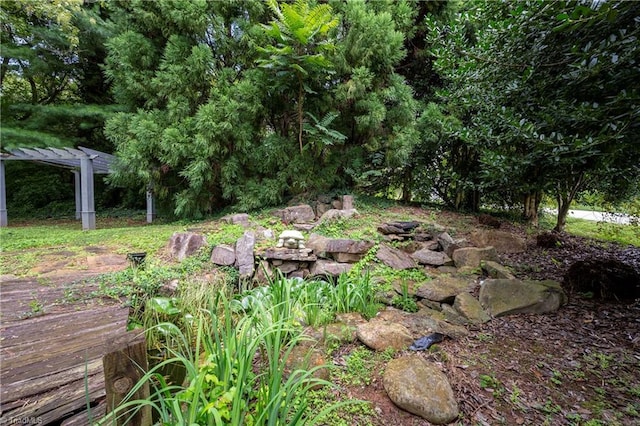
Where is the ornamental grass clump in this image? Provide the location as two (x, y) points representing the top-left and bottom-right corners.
(99, 290), (354, 425)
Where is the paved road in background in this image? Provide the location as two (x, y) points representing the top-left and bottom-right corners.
(566, 209), (637, 225)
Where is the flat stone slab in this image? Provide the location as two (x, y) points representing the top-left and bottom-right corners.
(260, 248), (316, 261)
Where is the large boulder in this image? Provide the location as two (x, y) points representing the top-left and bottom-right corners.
(306, 233), (331, 258)
(470, 230), (526, 254)
(285, 341), (330, 389)
(564, 256), (640, 300)
(356, 321), (414, 351)
(168, 232), (207, 261)
(376, 245), (417, 270)
(415, 276), (473, 303)
(452, 246), (498, 269)
(235, 231), (256, 279)
(479, 279), (567, 317)
(383, 355), (459, 424)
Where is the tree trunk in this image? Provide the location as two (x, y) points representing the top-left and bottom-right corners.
(297, 75), (304, 154)
(523, 191), (542, 227)
(555, 194), (571, 232)
(401, 169), (413, 203)
(553, 172), (584, 232)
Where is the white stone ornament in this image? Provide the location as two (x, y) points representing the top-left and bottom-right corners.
(276, 230), (305, 249)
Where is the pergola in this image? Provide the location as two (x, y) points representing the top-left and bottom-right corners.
(0, 146), (156, 230)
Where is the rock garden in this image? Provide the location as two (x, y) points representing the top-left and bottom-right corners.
(159, 197), (640, 425)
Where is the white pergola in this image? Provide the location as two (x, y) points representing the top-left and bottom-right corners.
(0, 146), (156, 230)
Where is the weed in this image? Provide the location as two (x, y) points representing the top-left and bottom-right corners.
(509, 384), (522, 405)
(339, 346), (375, 386)
(625, 403), (640, 417)
(476, 332), (494, 342)
(306, 387), (376, 426)
(540, 398), (562, 415)
(565, 412), (583, 425)
(550, 370), (563, 386)
(479, 374), (504, 398)
(21, 298), (45, 318)
(584, 351), (614, 371)
(391, 281), (419, 313)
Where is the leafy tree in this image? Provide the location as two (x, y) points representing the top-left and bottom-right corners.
(1, 0), (114, 149)
(427, 0), (640, 229)
(257, 0), (339, 154)
(1, 0), (122, 215)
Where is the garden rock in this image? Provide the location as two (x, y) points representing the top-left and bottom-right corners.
(411, 249), (453, 266)
(415, 276), (473, 303)
(325, 239), (374, 263)
(375, 307), (468, 339)
(564, 256), (640, 300)
(479, 279), (568, 317)
(452, 246), (498, 269)
(168, 232), (207, 261)
(221, 213), (250, 227)
(356, 320), (414, 351)
(274, 204), (316, 224)
(383, 355), (459, 424)
(437, 232), (455, 254)
(342, 195), (354, 210)
(285, 342), (330, 388)
(335, 312), (368, 327)
(470, 230), (526, 253)
(309, 260), (352, 277)
(453, 292), (490, 324)
(254, 260), (273, 282)
(210, 244), (236, 266)
(482, 260), (515, 279)
(235, 231), (256, 279)
(376, 244), (416, 270)
(440, 303), (469, 325)
(306, 233), (330, 258)
(318, 208), (358, 223)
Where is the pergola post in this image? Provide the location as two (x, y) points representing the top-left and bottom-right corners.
(80, 157), (96, 230)
(146, 184), (156, 224)
(73, 170), (81, 220)
(0, 159), (7, 227)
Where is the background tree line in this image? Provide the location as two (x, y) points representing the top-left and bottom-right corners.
(2, 0), (638, 230)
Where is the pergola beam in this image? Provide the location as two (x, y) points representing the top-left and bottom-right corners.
(0, 146), (118, 230)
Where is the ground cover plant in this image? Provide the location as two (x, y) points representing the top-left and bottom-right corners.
(1, 198), (638, 425)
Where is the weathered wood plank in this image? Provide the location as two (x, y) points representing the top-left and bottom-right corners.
(60, 402), (106, 426)
(0, 303), (143, 426)
(103, 340), (152, 425)
(0, 359), (103, 410)
(0, 372), (105, 426)
(1, 306), (131, 384)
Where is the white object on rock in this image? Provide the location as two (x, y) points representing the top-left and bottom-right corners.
(276, 230), (306, 249)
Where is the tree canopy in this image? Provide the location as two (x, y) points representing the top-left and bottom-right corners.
(2, 0), (638, 225)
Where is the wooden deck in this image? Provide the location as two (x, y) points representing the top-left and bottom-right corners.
(0, 274), (143, 425)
